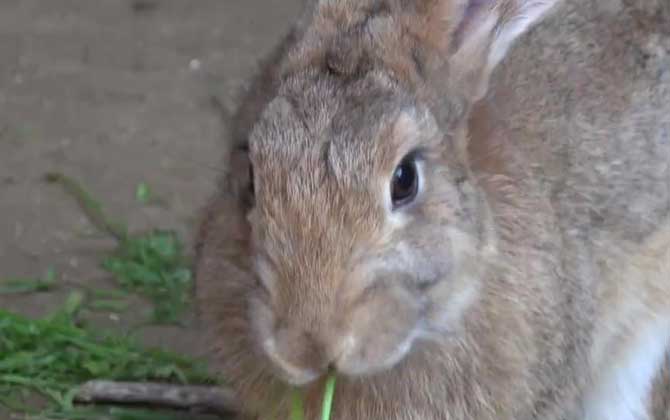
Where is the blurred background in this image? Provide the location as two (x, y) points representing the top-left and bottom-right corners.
(0, 1), (300, 418)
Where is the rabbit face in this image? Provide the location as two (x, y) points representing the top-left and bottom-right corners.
(244, 70), (491, 385)
(197, 0), (568, 414)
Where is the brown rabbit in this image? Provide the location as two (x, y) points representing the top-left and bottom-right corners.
(195, 0), (670, 419)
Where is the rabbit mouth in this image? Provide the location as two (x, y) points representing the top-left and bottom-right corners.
(259, 318), (424, 386)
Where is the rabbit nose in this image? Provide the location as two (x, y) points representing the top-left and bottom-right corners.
(264, 327), (336, 386)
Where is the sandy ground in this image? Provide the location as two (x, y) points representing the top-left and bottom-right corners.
(0, 0), (301, 417)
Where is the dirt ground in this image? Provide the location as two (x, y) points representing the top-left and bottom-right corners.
(0, 0), (301, 417)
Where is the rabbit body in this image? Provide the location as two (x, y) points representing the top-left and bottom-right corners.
(196, 0), (670, 419)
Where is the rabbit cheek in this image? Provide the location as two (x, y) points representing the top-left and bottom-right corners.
(335, 283), (422, 376)
(423, 277), (481, 337)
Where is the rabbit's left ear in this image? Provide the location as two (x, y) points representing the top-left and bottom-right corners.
(442, 0), (562, 100)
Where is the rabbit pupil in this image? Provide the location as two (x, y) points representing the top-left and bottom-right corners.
(391, 157), (418, 208)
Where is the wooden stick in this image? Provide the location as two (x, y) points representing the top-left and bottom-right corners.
(75, 380), (240, 415)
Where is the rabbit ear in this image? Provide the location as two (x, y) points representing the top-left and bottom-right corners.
(419, 0), (561, 100)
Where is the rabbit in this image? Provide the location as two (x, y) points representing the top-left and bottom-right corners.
(195, 0), (670, 419)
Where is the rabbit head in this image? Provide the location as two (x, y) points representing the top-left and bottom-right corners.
(248, 90), (488, 383)
(197, 0), (565, 415)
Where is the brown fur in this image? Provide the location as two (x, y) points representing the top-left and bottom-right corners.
(652, 351), (670, 420)
(195, 0), (670, 419)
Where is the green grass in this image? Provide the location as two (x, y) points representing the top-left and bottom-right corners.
(320, 374), (336, 420)
(291, 389), (305, 420)
(45, 172), (193, 324)
(135, 182), (152, 204)
(0, 268), (57, 295)
(0, 294), (216, 418)
(291, 373), (337, 420)
(44, 173), (128, 241)
(101, 230), (192, 324)
(0, 173), (217, 419)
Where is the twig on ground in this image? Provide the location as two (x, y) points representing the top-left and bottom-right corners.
(75, 381), (239, 415)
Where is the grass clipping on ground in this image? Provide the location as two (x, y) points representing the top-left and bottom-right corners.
(0, 173), (210, 419)
(44, 172), (192, 324)
(0, 293), (216, 419)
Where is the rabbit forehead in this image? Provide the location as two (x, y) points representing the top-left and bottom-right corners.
(249, 73), (430, 187)
(246, 75), (441, 273)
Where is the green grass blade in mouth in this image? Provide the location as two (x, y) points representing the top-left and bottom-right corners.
(291, 388), (305, 420)
(290, 372), (337, 420)
(321, 373), (336, 420)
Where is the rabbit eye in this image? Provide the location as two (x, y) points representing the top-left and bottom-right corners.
(391, 155), (419, 208)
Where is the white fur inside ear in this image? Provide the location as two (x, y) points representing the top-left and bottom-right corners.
(488, 1), (560, 69)
(582, 317), (670, 420)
